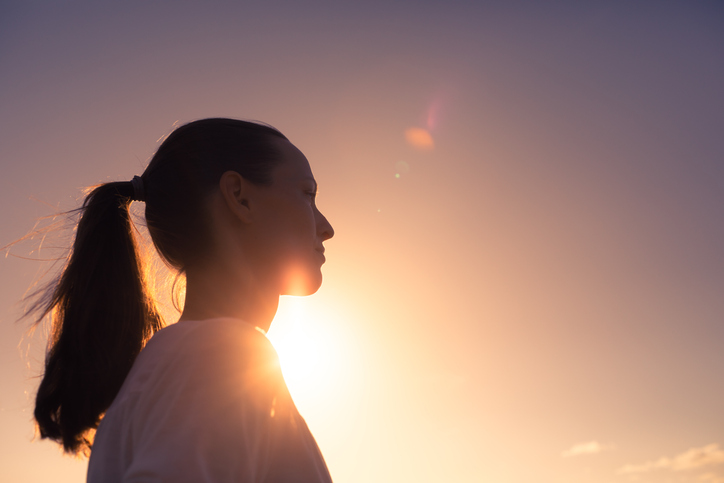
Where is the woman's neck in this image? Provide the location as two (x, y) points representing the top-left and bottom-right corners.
(178, 262), (279, 332)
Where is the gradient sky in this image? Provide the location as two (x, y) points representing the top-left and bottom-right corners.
(1, 2), (723, 482)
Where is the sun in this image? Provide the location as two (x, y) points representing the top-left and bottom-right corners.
(266, 296), (345, 405)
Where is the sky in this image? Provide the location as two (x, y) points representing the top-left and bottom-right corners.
(1, 1), (723, 482)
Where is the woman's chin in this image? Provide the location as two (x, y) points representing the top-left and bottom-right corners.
(280, 272), (323, 296)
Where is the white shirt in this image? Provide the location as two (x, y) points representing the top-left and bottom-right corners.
(88, 318), (332, 483)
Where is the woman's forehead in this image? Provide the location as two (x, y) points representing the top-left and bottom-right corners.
(272, 140), (314, 181)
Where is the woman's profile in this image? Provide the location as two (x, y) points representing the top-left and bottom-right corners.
(29, 118), (335, 482)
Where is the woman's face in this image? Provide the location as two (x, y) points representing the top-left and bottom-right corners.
(247, 139), (334, 296)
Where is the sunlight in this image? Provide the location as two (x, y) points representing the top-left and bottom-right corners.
(267, 296), (346, 405)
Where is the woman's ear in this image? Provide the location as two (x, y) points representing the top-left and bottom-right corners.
(219, 171), (253, 223)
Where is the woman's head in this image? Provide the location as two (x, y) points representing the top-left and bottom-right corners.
(142, 118), (287, 270)
(143, 118), (333, 295)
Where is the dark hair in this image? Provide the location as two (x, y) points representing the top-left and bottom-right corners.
(32, 118), (288, 454)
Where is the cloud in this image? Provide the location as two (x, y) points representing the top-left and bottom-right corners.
(699, 473), (724, 483)
(618, 444), (724, 474)
(561, 441), (615, 457)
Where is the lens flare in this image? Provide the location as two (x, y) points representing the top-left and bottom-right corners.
(426, 97), (443, 131)
(404, 127), (434, 151)
(394, 160), (410, 179)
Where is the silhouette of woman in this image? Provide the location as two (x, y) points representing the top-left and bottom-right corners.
(31, 118), (335, 482)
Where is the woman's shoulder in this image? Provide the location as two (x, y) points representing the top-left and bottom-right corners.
(91, 319), (298, 483)
(147, 318), (276, 362)
(118, 318), (283, 405)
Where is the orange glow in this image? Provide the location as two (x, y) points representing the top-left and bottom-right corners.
(404, 127), (434, 151)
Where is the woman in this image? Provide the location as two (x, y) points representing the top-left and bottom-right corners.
(31, 118), (335, 482)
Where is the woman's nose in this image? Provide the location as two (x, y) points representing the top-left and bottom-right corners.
(317, 210), (334, 241)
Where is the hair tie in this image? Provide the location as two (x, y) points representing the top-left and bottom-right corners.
(130, 176), (145, 202)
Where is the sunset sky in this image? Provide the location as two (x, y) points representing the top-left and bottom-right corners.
(1, 2), (723, 482)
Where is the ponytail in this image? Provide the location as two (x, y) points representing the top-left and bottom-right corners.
(33, 181), (163, 455)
